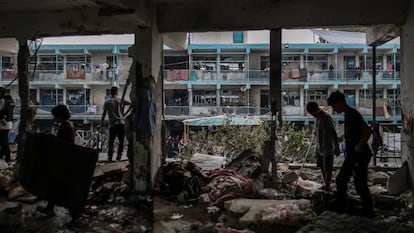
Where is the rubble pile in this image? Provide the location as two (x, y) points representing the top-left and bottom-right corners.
(156, 148), (414, 233)
(0, 161), (152, 233)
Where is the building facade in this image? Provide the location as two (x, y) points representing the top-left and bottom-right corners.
(0, 30), (401, 136)
(164, 30), (401, 137)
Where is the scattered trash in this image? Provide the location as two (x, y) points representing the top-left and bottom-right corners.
(170, 213), (183, 220)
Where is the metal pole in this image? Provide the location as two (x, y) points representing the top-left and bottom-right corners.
(372, 45), (377, 166)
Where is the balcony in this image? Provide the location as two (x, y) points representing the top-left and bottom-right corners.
(14, 104), (101, 119)
(163, 69), (401, 84)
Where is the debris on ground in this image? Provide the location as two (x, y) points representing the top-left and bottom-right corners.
(155, 147), (414, 233)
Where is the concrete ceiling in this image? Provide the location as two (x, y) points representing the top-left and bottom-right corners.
(0, 0), (409, 39)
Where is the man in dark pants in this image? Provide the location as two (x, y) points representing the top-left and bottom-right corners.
(0, 87), (14, 162)
(327, 90), (374, 218)
(306, 101), (340, 191)
(99, 86), (131, 161)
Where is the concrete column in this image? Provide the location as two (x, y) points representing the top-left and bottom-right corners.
(300, 54), (305, 69)
(15, 38), (30, 181)
(270, 30), (282, 124)
(300, 87), (305, 116)
(129, 22), (163, 192)
(355, 88), (360, 107)
(188, 86), (193, 116)
(401, 1), (414, 191)
(268, 29), (282, 182)
(217, 50), (220, 81)
(216, 84), (221, 114)
(355, 55), (360, 67)
(383, 55), (387, 72)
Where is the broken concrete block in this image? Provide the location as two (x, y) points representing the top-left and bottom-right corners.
(369, 184), (387, 196)
(0, 202), (23, 227)
(388, 161), (410, 196)
(7, 183), (26, 200)
(0, 160), (8, 170)
(189, 153), (226, 171)
(370, 171), (389, 185)
(282, 171), (298, 184)
(0, 175), (9, 191)
(374, 194), (405, 209)
(258, 188), (286, 200)
(224, 198), (288, 214)
(296, 177), (323, 193)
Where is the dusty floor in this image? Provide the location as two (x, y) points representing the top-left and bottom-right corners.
(2, 145), (414, 233)
(0, 198), (152, 233)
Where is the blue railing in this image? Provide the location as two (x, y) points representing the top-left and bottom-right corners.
(163, 69), (401, 83)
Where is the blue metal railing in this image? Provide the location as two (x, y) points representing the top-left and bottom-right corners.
(163, 69), (401, 83)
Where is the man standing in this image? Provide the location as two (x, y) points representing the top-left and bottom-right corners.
(327, 90), (374, 218)
(99, 86), (131, 161)
(0, 87), (15, 162)
(306, 101), (339, 191)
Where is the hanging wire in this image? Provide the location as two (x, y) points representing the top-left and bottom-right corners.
(29, 37), (43, 81)
(3, 37), (43, 88)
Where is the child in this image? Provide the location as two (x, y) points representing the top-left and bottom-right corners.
(37, 105), (76, 218)
(52, 104), (75, 143)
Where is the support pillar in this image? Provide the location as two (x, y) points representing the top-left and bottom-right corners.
(15, 38), (30, 181)
(187, 84), (193, 116)
(401, 0), (414, 192)
(300, 87), (305, 116)
(269, 29), (282, 182)
(128, 24), (163, 192)
(216, 84), (221, 114)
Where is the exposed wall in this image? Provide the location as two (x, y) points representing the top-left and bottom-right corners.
(400, 1), (414, 191)
(42, 34), (135, 45)
(282, 29), (319, 44)
(246, 30), (269, 44)
(190, 32), (234, 44)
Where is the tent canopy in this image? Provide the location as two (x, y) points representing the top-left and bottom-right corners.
(183, 115), (262, 126)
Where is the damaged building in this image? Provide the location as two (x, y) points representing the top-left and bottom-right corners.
(1, 0), (414, 233)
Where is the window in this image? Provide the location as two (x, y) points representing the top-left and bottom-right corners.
(307, 55), (328, 70)
(220, 54), (245, 71)
(192, 55), (217, 71)
(306, 89), (328, 106)
(361, 89), (383, 100)
(39, 89), (64, 112)
(37, 55), (64, 71)
(363, 55), (383, 70)
(1, 56), (13, 69)
(67, 88), (90, 113)
(66, 55), (92, 72)
(343, 90), (356, 107)
(282, 89), (300, 106)
(260, 56), (270, 70)
(307, 89), (327, 101)
(221, 89), (244, 106)
(1, 56), (16, 79)
(282, 55), (301, 71)
(233, 32), (244, 43)
(29, 89), (38, 105)
(387, 89), (401, 115)
(193, 90), (216, 106)
(165, 89), (188, 106)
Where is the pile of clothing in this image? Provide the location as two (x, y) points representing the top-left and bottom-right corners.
(204, 170), (255, 207)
